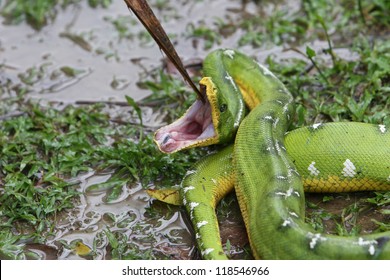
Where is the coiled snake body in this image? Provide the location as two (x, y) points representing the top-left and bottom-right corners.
(153, 49), (390, 259)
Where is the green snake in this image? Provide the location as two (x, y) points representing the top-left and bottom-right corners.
(151, 49), (390, 259)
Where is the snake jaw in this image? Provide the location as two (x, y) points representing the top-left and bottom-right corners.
(154, 98), (218, 153)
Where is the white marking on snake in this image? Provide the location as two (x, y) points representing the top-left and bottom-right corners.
(282, 104), (289, 114)
(282, 218), (292, 227)
(275, 187), (300, 198)
(342, 159), (356, 177)
(274, 141), (282, 155)
(224, 73), (238, 91)
(273, 117), (280, 128)
(189, 202), (199, 211)
(264, 115), (273, 120)
(233, 98), (245, 128)
(289, 167), (300, 176)
(223, 49), (235, 59)
(257, 62), (277, 78)
(182, 197), (187, 205)
(195, 233), (201, 239)
(355, 237), (377, 256)
(379, 124), (386, 133)
(189, 202), (199, 219)
(289, 211), (299, 218)
(197, 221), (208, 229)
(183, 186), (195, 193)
(387, 175), (390, 182)
(185, 170), (197, 176)
(307, 232), (327, 249)
(308, 161), (320, 176)
(312, 123), (322, 129)
(201, 248), (215, 256)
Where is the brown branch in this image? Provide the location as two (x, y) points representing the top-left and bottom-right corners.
(123, 0), (206, 103)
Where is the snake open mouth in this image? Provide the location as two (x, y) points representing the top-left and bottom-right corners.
(154, 98), (217, 153)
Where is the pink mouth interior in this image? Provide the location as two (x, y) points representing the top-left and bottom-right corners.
(154, 99), (215, 153)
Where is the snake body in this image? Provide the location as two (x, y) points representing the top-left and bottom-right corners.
(153, 49), (390, 259)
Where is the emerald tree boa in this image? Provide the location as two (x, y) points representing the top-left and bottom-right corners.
(151, 49), (390, 259)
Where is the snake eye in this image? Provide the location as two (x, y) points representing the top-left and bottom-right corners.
(219, 104), (227, 113)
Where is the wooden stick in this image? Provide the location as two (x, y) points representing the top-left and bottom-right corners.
(123, 0), (206, 103)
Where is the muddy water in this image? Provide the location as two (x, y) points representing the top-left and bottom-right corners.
(1, 0), (243, 103)
(2, 0), (349, 103)
(1, 1), (157, 102)
(46, 172), (193, 260)
(0, 0), (357, 103)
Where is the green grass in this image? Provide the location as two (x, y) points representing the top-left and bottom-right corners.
(0, 0), (113, 29)
(0, 101), (110, 258)
(305, 191), (390, 237)
(0, 68), (206, 259)
(268, 36), (390, 129)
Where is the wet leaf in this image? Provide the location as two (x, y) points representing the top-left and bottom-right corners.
(379, 209), (390, 215)
(105, 184), (125, 203)
(305, 46), (316, 59)
(104, 229), (119, 249)
(73, 241), (92, 256)
(86, 180), (126, 193)
(59, 32), (93, 52)
(60, 66), (85, 77)
(125, 95), (143, 126)
(146, 188), (182, 205)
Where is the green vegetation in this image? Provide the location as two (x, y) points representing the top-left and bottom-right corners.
(0, 0), (112, 29)
(0, 70), (205, 258)
(269, 37), (390, 129)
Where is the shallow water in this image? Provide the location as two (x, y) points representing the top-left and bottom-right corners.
(1, 0), (245, 103)
(48, 172), (193, 260)
(1, 1), (157, 103)
(1, 0), (358, 104)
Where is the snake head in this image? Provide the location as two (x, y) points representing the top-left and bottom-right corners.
(154, 76), (246, 153)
